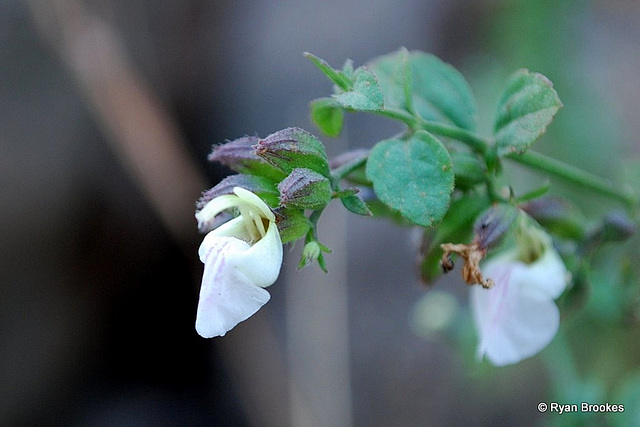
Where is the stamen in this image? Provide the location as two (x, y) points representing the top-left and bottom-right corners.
(238, 203), (259, 241)
(251, 208), (267, 237)
(233, 187), (275, 222)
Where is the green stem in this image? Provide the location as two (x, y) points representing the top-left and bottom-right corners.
(331, 156), (367, 182)
(375, 108), (490, 154)
(375, 108), (638, 209)
(307, 208), (324, 241)
(485, 175), (509, 204)
(507, 151), (638, 209)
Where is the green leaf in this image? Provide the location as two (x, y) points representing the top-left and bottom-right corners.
(365, 131), (454, 227)
(419, 193), (490, 283)
(305, 52), (383, 113)
(494, 69), (562, 155)
(369, 49), (477, 130)
(450, 151), (485, 190)
(310, 98), (344, 137)
(366, 197), (413, 225)
(333, 67), (384, 111)
(304, 52), (351, 91)
(340, 193), (372, 216)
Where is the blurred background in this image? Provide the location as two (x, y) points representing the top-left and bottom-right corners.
(3, 0), (640, 425)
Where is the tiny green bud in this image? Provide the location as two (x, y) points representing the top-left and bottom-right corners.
(208, 135), (287, 181)
(302, 241), (321, 262)
(299, 239), (331, 271)
(513, 213), (552, 264)
(255, 127), (331, 177)
(278, 168), (332, 210)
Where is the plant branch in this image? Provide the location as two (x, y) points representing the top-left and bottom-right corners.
(375, 108), (637, 209)
(374, 108), (490, 154)
(507, 151), (638, 209)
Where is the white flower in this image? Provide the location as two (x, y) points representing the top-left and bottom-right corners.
(471, 230), (569, 366)
(195, 187), (282, 338)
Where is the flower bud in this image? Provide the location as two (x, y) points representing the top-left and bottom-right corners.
(197, 174), (279, 215)
(298, 239), (331, 271)
(582, 210), (636, 253)
(520, 197), (586, 240)
(473, 204), (518, 251)
(599, 210), (636, 242)
(208, 135), (287, 181)
(277, 168), (332, 210)
(255, 127), (331, 177)
(302, 241), (321, 261)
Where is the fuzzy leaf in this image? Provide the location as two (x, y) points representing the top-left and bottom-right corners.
(369, 49), (477, 130)
(333, 67), (384, 111)
(494, 69), (562, 155)
(310, 98), (344, 137)
(306, 52), (383, 113)
(304, 52), (351, 90)
(365, 131), (454, 227)
(340, 193), (372, 216)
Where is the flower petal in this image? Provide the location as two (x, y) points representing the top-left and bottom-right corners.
(198, 217), (251, 261)
(195, 236), (271, 338)
(232, 220), (283, 288)
(517, 249), (568, 300)
(195, 194), (240, 232)
(199, 216), (283, 288)
(234, 186), (275, 222)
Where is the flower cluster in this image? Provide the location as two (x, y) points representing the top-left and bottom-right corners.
(193, 128), (353, 337)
